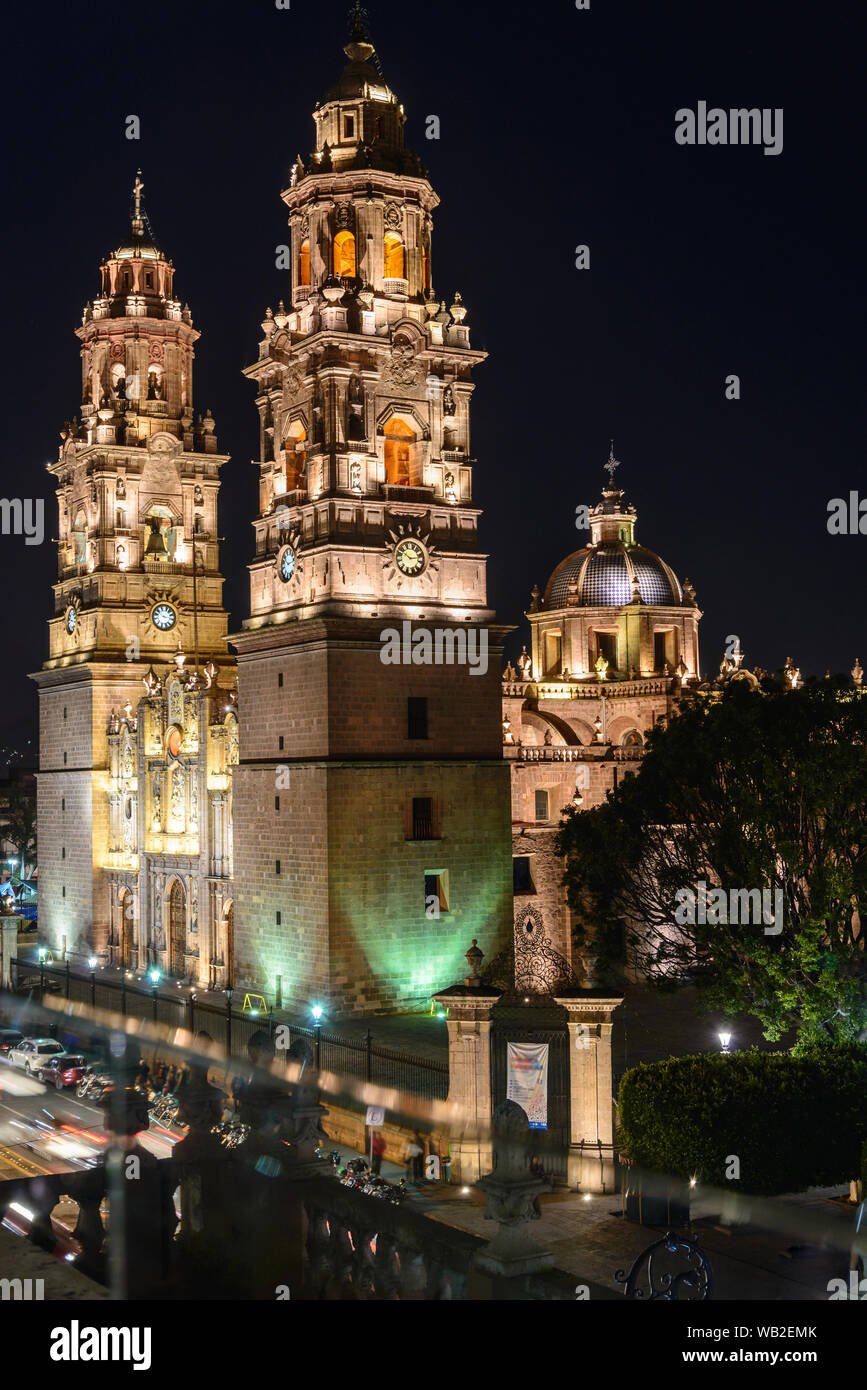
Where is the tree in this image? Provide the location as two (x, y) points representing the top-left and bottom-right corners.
(557, 677), (867, 1047)
(3, 789), (36, 888)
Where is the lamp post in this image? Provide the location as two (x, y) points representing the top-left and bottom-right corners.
(311, 1004), (323, 1069)
(718, 1031), (732, 1054)
(225, 985), (234, 1056)
(89, 956), (98, 1007)
(150, 968), (160, 1023)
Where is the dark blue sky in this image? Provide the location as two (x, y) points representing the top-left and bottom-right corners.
(1, 0), (863, 757)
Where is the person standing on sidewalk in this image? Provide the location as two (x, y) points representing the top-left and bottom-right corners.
(371, 1129), (386, 1175)
(405, 1135), (423, 1185)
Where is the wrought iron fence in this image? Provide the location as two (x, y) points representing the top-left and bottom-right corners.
(9, 959), (449, 1100)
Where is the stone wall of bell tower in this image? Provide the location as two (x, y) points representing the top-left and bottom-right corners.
(230, 15), (514, 1014)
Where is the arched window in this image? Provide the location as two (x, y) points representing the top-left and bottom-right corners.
(333, 230), (356, 278)
(384, 233), (405, 279)
(283, 421), (307, 492)
(298, 239), (310, 286)
(384, 417), (416, 485)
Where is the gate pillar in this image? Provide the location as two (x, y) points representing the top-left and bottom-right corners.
(554, 993), (623, 1193)
(433, 979), (502, 1185)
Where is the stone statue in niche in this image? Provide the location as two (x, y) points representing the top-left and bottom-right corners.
(444, 470), (456, 503)
(312, 382), (324, 443)
(121, 743), (134, 781)
(443, 385), (456, 416)
(350, 460), (362, 492)
(171, 766), (185, 824)
(194, 485), (204, 505)
(190, 771), (198, 826)
(116, 476), (125, 499)
(152, 771), (162, 829)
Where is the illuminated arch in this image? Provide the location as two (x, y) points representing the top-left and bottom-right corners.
(333, 230), (356, 278)
(298, 239), (310, 286)
(282, 419), (308, 491)
(384, 416), (416, 485)
(384, 233), (405, 279)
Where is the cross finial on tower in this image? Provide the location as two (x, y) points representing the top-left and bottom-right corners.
(133, 170), (144, 220)
(604, 440), (620, 484)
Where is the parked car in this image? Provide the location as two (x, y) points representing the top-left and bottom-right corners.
(0, 1029), (24, 1058)
(38, 1053), (88, 1090)
(6, 1038), (65, 1073)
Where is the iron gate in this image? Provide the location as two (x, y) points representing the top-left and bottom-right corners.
(490, 1000), (570, 1182)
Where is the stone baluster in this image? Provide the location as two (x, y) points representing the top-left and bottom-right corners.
(473, 1100), (553, 1278)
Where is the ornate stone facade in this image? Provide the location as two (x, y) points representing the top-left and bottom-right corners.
(32, 181), (233, 960)
(104, 664), (238, 986)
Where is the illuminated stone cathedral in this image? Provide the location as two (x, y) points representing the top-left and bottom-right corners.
(33, 11), (514, 1011)
(32, 10), (720, 1015)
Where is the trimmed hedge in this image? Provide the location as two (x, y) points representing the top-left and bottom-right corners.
(618, 1044), (867, 1196)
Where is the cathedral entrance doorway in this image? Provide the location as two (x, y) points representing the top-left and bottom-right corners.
(120, 890), (135, 968)
(169, 881), (186, 978)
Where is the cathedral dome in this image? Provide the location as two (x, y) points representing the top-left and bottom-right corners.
(544, 542), (682, 609)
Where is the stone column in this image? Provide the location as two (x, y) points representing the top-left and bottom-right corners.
(0, 916), (21, 990)
(554, 993), (623, 1193)
(433, 976), (502, 1185)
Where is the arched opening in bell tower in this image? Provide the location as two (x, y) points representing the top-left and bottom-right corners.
(384, 233), (405, 280)
(298, 240), (310, 286)
(282, 421), (307, 492)
(384, 417), (416, 486)
(333, 230), (356, 278)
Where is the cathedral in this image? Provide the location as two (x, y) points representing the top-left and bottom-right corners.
(33, 11), (513, 1013)
(31, 10), (709, 1015)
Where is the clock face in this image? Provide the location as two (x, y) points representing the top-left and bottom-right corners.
(279, 545), (296, 583)
(152, 603), (177, 632)
(65, 607), (76, 635)
(394, 539), (426, 577)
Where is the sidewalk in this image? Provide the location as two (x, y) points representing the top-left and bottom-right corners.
(328, 1128), (859, 1300)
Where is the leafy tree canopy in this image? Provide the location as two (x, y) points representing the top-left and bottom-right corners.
(557, 678), (867, 1046)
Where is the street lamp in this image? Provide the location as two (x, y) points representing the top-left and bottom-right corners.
(311, 1004), (323, 1069)
(150, 968), (160, 1024)
(89, 957), (97, 1006)
(718, 1031), (732, 1053)
(225, 985), (234, 1055)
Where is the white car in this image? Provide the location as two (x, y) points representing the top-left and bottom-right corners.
(7, 1038), (65, 1074)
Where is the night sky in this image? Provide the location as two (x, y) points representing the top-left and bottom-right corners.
(0, 0), (862, 763)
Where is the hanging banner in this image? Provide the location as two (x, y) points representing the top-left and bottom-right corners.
(506, 1041), (549, 1129)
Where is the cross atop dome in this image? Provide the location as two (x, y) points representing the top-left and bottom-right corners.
(604, 440), (620, 485)
(344, 1), (381, 75)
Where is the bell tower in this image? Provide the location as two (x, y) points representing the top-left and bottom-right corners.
(230, 10), (514, 1015)
(32, 176), (231, 958)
